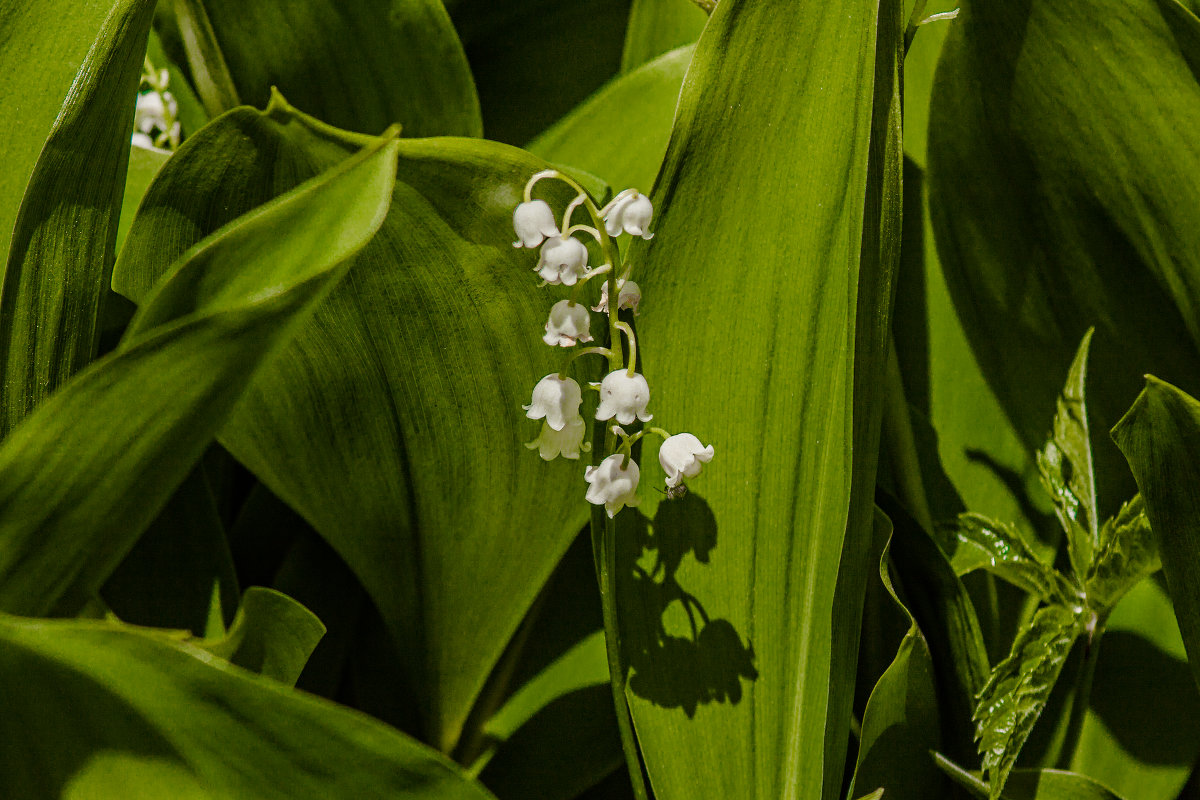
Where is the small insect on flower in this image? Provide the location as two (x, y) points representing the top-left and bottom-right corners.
(658, 433), (714, 489)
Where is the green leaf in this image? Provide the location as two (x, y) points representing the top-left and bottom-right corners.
(445, 0), (632, 145)
(848, 511), (944, 800)
(901, 0), (958, 166)
(937, 753), (1129, 800)
(620, 0), (706, 72)
(617, 0), (903, 796)
(0, 132), (399, 617)
(116, 144), (171, 256)
(1036, 330), (1099, 580)
(1112, 376), (1200, 695)
(0, 0), (155, 435)
(174, 0), (480, 137)
(940, 514), (1071, 603)
(199, 586), (326, 686)
(114, 96), (590, 752)
(1070, 579), (1200, 800)
(0, 613), (496, 799)
(1083, 496), (1159, 611)
(974, 604), (1086, 800)
(527, 44), (693, 199)
(0, 0), (127, 264)
(926, 0), (1200, 519)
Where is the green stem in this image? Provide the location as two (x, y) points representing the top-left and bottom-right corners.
(1057, 613), (1105, 769)
(903, 0), (929, 55)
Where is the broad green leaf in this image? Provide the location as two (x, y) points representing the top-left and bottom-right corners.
(620, 0), (706, 73)
(0, 133), (399, 617)
(0, 0), (126, 263)
(975, 604), (1086, 800)
(1111, 376), (1200, 694)
(1083, 496), (1158, 611)
(0, 614), (496, 800)
(901, 0), (958, 165)
(115, 97), (590, 752)
(1070, 579), (1200, 800)
(940, 514), (1072, 603)
(102, 463), (239, 636)
(926, 0), (1200, 519)
(0, 0), (155, 435)
(937, 754), (1129, 800)
(146, 26), (207, 139)
(619, 0), (903, 796)
(527, 44), (693, 199)
(848, 513), (944, 800)
(175, 0), (480, 137)
(60, 754), (214, 800)
(1037, 330), (1099, 580)
(444, 0), (632, 145)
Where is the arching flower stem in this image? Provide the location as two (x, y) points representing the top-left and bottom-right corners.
(557, 346), (612, 380)
(615, 321), (638, 378)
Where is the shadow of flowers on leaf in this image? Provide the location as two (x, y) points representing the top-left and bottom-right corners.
(619, 493), (757, 718)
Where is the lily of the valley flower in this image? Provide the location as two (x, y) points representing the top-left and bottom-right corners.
(585, 453), (641, 517)
(132, 91), (180, 150)
(523, 374), (583, 430)
(536, 235), (589, 286)
(527, 417), (587, 460)
(604, 192), (654, 240)
(513, 199), (560, 248)
(659, 433), (715, 488)
(592, 279), (642, 315)
(595, 370), (652, 425)
(543, 300), (593, 347)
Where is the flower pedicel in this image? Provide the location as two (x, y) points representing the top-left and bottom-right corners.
(513, 170), (714, 516)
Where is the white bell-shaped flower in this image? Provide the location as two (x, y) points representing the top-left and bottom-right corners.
(595, 370), (652, 425)
(535, 236), (589, 286)
(585, 453), (641, 518)
(543, 300), (593, 347)
(523, 374), (583, 431)
(592, 279), (642, 315)
(527, 417), (587, 460)
(658, 433), (715, 488)
(513, 199), (560, 248)
(134, 90), (177, 134)
(603, 192), (654, 240)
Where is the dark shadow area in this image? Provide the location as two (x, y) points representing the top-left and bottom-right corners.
(963, 448), (1057, 543)
(618, 494), (758, 718)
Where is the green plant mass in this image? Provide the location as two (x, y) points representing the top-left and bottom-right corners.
(3, 0), (1200, 798)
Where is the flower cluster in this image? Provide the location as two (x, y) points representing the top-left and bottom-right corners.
(515, 171), (714, 517)
(133, 57), (180, 152)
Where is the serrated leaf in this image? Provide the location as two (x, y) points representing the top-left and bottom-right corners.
(1036, 329), (1099, 580)
(0, 0), (155, 435)
(940, 513), (1073, 604)
(936, 753), (1129, 800)
(1083, 496), (1159, 610)
(0, 132), (399, 617)
(974, 604), (1086, 800)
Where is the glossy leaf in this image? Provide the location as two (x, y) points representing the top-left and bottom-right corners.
(527, 45), (692, 199)
(618, 0), (903, 796)
(1083, 496), (1158, 611)
(975, 604), (1086, 800)
(0, 0), (155, 435)
(114, 97), (590, 752)
(941, 514), (1071, 603)
(0, 133), (399, 617)
(848, 513), (944, 800)
(176, 0), (480, 137)
(1037, 330), (1099, 580)
(1112, 376), (1200, 694)
(926, 0), (1200, 519)
(620, 0), (706, 72)
(0, 614), (496, 799)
